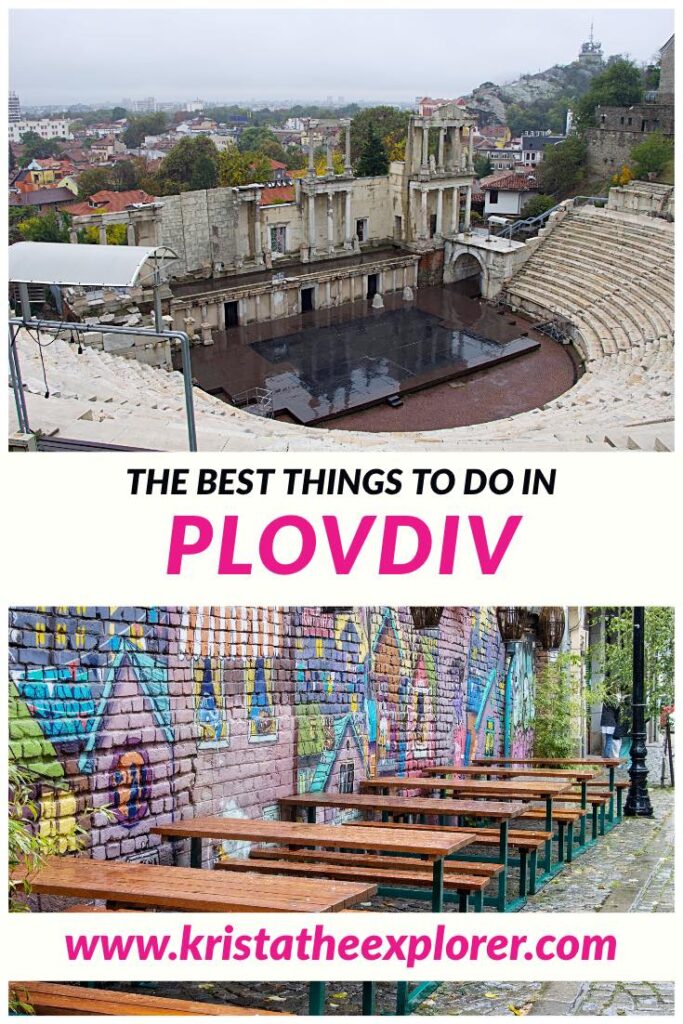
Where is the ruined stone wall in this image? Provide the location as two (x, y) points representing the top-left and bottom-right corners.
(9, 606), (536, 863)
(157, 189), (245, 280)
(349, 176), (394, 243)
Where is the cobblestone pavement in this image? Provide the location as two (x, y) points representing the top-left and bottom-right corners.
(112, 749), (674, 1015)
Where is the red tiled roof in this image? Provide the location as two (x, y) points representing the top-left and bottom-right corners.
(62, 188), (157, 217)
(259, 185), (295, 206)
(481, 171), (539, 192)
(269, 159), (287, 170)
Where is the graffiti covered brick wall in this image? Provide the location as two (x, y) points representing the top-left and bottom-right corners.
(9, 606), (537, 861)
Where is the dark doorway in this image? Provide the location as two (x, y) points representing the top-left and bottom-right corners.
(224, 301), (239, 328)
(367, 273), (379, 299)
(429, 213), (438, 238)
(301, 287), (315, 313)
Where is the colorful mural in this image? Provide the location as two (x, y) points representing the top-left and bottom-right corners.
(9, 605), (540, 860)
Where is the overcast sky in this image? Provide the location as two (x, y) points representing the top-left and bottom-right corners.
(9, 8), (674, 106)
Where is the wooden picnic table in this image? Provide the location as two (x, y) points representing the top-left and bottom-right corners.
(279, 792), (526, 912)
(152, 817), (476, 913)
(361, 776), (574, 881)
(471, 757), (624, 792)
(12, 855), (375, 914)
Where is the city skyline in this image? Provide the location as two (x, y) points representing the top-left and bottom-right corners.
(10, 8), (674, 106)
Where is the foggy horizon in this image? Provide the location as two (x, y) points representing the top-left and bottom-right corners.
(9, 8), (674, 108)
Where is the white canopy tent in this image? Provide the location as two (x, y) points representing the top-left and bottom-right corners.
(8, 242), (178, 289)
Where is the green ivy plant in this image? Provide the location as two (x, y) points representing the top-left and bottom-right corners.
(532, 651), (604, 759)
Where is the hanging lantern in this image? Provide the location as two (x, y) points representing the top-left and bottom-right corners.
(496, 606), (529, 642)
(410, 607), (444, 630)
(537, 606), (566, 650)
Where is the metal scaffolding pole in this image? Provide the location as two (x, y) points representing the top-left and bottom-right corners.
(8, 318), (197, 452)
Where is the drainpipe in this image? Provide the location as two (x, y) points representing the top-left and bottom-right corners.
(503, 641), (519, 757)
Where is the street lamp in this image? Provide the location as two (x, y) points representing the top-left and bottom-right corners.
(624, 606), (654, 817)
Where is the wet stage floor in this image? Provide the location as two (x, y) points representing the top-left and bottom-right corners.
(188, 284), (579, 430)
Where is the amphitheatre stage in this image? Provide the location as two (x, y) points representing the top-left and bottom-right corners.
(8, 184), (675, 452)
(188, 285), (560, 427)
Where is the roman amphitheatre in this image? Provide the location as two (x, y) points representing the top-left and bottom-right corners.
(8, 111), (674, 452)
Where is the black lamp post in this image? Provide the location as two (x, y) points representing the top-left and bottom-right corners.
(624, 606), (654, 817)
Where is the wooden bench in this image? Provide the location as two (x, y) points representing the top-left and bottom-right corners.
(341, 819), (551, 898)
(520, 806), (585, 862)
(9, 982), (289, 1016)
(250, 846), (503, 877)
(216, 856), (491, 912)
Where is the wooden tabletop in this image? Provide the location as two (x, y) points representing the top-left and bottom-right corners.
(471, 757), (625, 767)
(13, 856), (376, 913)
(422, 766), (597, 781)
(152, 817), (475, 859)
(361, 777), (573, 799)
(279, 792), (527, 820)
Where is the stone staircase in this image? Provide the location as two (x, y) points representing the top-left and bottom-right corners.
(8, 203), (674, 452)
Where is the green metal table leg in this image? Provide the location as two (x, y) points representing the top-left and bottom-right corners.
(592, 804), (599, 841)
(519, 848), (528, 898)
(543, 798), (553, 875)
(431, 858), (445, 913)
(396, 982), (409, 1016)
(557, 821), (565, 863)
(566, 822), (574, 863)
(497, 819), (509, 911)
(362, 982), (376, 1016)
(472, 888), (484, 912)
(190, 837), (202, 869)
(458, 891), (468, 913)
(308, 982), (325, 1015)
(599, 803), (606, 836)
(528, 848), (538, 895)
(579, 781), (587, 846)
(616, 788), (624, 822)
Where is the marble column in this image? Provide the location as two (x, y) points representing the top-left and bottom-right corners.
(308, 193), (316, 251)
(261, 211), (272, 268)
(468, 128), (474, 170)
(307, 138), (316, 177)
(464, 184), (472, 231)
(344, 190), (352, 246)
(420, 188), (428, 239)
(327, 191), (335, 251)
(450, 186), (460, 234)
(126, 222), (136, 245)
(326, 139), (334, 176)
(437, 128), (445, 172)
(436, 187), (444, 236)
(98, 224), (108, 245)
(69, 227), (78, 244)
(344, 121), (352, 174)
(421, 125), (430, 169)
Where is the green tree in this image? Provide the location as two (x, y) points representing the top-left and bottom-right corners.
(355, 122), (389, 176)
(629, 133), (674, 180)
(108, 158), (143, 191)
(17, 211), (69, 243)
(19, 131), (65, 163)
(595, 607), (675, 719)
(76, 167), (115, 199)
(533, 652), (586, 759)
(284, 145), (306, 171)
(237, 126), (279, 154)
(574, 59), (644, 129)
(122, 112), (168, 148)
(111, 106), (127, 120)
(157, 135), (219, 191)
(521, 193), (557, 219)
(537, 135), (587, 196)
(473, 154), (492, 178)
(349, 106), (409, 166)
(217, 148), (272, 187)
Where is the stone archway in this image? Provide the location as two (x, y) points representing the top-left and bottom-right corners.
(447, 251), (486, 297)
